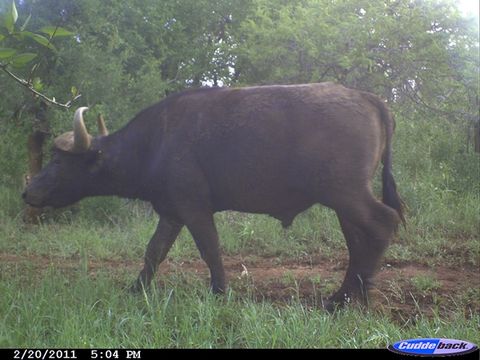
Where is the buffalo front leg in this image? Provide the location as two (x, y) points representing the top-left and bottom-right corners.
(131, 217), (183, 292)
(184, 212), (226, 294)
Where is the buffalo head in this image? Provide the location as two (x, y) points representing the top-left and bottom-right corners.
(23, 107), (110, 208)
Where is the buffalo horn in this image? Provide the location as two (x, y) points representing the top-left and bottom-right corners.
(73, 107), (91, 152)
(97, 114), (109, 136)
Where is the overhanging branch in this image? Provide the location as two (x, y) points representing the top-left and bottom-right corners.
(0, 63), (81, 109)
(404, 80), (476, 123)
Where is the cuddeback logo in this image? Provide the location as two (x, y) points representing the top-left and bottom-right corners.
(389, 338), (478, 356)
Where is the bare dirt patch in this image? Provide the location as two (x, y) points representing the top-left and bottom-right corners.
(1, 251), (478, 319)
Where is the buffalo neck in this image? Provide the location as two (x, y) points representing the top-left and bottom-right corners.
(96, 127), (155, 201)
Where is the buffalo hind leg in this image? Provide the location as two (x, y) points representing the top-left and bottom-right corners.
(184, 211), (226, 294)
(325, 196), (399, 311)
(131, 217), (183, 292)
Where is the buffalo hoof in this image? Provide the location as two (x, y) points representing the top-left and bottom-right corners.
(323, 290), (368, 313)
(322, 300), (337, 313)
(323, 295), (348, 313)
(211, 285), (226, 295)
(128, 279), (148, 294)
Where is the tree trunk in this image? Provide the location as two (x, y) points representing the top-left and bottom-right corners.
(24, 101), (49, 224)
(24, 131), (46, 223)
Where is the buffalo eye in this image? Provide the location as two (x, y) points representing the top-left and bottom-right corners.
(86, 150), (104, 172)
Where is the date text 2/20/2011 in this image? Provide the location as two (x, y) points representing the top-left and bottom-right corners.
(11, 350), (142, 360)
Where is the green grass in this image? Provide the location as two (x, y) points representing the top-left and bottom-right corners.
(411, 275), (442, 294)
(1, 267), (478, 348)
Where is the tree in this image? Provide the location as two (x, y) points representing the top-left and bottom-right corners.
(0, 0), (78, 222)
(233, 0), (478, 133)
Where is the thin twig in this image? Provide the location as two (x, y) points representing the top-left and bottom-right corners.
(1, 63), (81, 109)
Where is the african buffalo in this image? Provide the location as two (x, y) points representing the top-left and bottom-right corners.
(23, 83), (405, 310)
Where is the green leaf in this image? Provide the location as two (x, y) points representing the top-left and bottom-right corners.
(4, 1), (18, 33)
(11, 1), (18, 24)
(20, 13), (32, 32)
(0, 34), (5, 42)
(10, 52), (37, 68)
(21, 32), (57, 52)
(0, 47), (16, 59)
(71, 86), (78, 98)
(338, 56), (352, 69)
(39, 26), (74, 38)
(32, 77), (43, 92)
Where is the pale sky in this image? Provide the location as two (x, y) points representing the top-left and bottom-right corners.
(457, 0), (479, 19)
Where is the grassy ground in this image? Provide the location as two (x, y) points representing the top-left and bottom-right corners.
(1, 240), (478, 348)
(0, 115), (479, 348)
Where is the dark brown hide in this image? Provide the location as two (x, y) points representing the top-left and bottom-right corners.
(23, 83), (404, 310)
